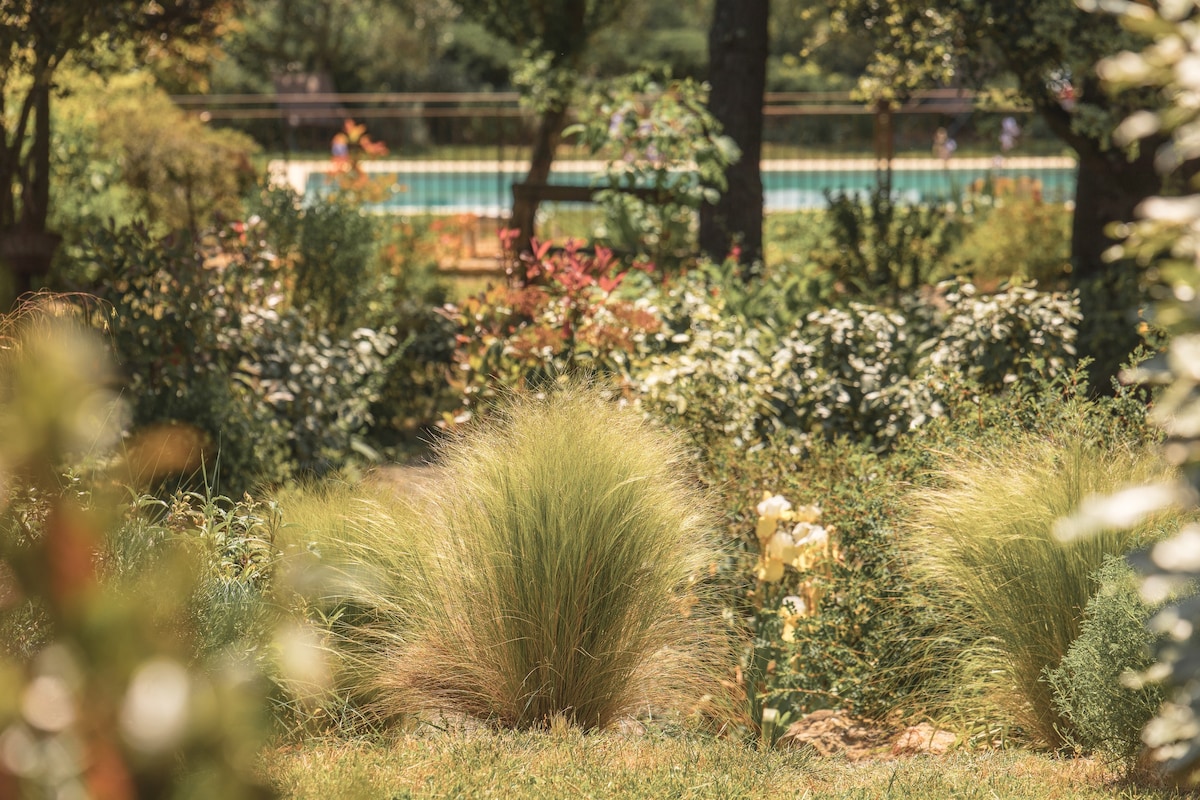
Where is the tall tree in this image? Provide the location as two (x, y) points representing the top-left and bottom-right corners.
(212, 0), (455, 94)
(831, 0), (1162, 383)
(455, 0), (628, 254)
(0, 0), (236, 298)
(699, 0), (769, 269)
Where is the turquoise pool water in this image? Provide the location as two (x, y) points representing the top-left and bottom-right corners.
(305, 163), (1076, 214)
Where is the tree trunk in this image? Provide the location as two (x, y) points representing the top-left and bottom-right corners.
(511, 104), (570, 259)
(1068, 142), (1163, 389)
(22, 81), (52, 231)
(699, 0), (768, 273)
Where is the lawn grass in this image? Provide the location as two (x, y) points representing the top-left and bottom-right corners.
(263, 729), (1194, 800)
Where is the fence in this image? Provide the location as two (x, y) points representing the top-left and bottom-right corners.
(179, 89), (1077, 241)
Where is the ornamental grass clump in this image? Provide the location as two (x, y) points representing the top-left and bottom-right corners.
(369, 386), (723, 730)
(908, 430), (1177, 748)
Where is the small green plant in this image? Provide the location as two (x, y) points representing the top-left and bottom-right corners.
(809, 187), (962, 301)
(1045, 556), (1167, 773)
(907, 428), (1177, 748)
(362, 384), (724, 729)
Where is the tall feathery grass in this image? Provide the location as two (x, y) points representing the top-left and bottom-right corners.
(340, 386), (725, 730)
(906, 429), (1179, 748)
(270, 479), (427, 732)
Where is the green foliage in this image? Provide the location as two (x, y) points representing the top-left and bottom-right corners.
(78, 222), (400, 493)
(830, 0), (1148, 142)
(245, 196), (459, 450)
(1045, 556), (1167, 772)
(212, 0), (452, 97)
(49, 67), (258, 281)
(809, 188), (961, 301)
(358, 385), (724, 730)
(161, 489), (286, 662)
(701, 433), (935, 723)
(567, 72), (741, 269)
(455, 0), (629, 69)
(905, 427), (1176, 748)
(686, 365), (1149, 733)
(1, 0), (237, 233)
(451, 246), (1080, 451)
(81, 224), (289, 492)
(88, 73), (258, 234)
(946, 186), (1073, 289)
(1089, 0), (1200, 779)
(636, 275), (1081, 451)
(363, 219), (458, 448)
(0, 305), (277, 798)
(247, 185), (378, 331)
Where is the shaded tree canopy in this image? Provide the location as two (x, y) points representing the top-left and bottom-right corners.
(0, 0), (237, 292)
(831, 0), (1165, 383)
(211, 0), (458, 94)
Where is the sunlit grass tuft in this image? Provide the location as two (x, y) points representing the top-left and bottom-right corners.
(906, 428), (1179, 748)
(346, 385), (726, 730)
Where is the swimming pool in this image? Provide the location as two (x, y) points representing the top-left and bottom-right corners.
(270, 157), (1078, 215)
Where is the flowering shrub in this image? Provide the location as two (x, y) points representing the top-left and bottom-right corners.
(632, 275), (779, 449)
(739, 491), (837, 745)
(443, 235), (658, 422)
(636, 275), (1081, 450)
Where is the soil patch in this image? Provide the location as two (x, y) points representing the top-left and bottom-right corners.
(778, 710), (956, 761)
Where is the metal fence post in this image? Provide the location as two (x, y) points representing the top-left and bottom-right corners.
(873, 99), (894, 197)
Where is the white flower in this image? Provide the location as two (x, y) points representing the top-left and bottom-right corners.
(756, 493), (792, 520)
(780, 595), (807, 642)
(793, 523), (829, 549)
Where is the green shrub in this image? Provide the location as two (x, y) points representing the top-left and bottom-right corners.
(362, 385), (724, 730)
(635, 276), (1081, 451)
(906, 427), (1176, 748)
(247, 186), (380, 332)
(52, 70), (258, 242)
(808, 188), (962, 301)
(946, 189), (1072, 289)
(78, 223), (400, 493)
(680, 358), (1159, 735)
(1045, 556), (1166, 772)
